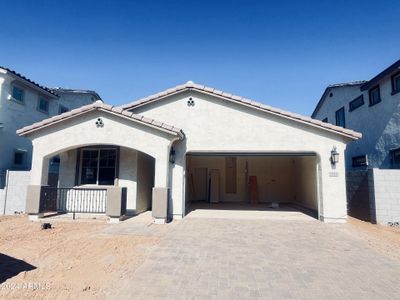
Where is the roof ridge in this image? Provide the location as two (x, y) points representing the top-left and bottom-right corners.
(327, 80), (368, 88)
(120, 81), (361, 140)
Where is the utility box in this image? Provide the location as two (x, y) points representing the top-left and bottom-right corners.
(152, 187), (169, 224)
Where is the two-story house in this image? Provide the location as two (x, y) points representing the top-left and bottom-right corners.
(312, 60), (400, 170)
(311, 59), (400, 225)
(0, 67), (101, 187)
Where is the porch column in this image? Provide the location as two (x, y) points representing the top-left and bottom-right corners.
(27, 153), (50, 220)
(30, 153), (50, 185)
(170, 154), (184, 219)
(152, 149), (170, 224)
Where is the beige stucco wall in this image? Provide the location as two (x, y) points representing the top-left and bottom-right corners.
(294, 156), (318, 210)
(136, 151), (155, 213)
(29, 110), (173, 187)
(131, 91), (350, 222)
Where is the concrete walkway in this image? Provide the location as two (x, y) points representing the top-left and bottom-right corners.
(110, 217), (400, 299)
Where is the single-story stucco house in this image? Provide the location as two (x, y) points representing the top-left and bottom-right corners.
(17, 81), (361, 223)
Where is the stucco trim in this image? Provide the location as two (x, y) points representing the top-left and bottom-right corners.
(120, 81), (362, 140)
(16, 102), (185, 139)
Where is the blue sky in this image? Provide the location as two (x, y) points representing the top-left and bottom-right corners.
(1, 0), (399, 115)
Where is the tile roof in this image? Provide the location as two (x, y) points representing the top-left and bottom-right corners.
(17, 101), (185, 139)
(311, 81), (366, 118)
(121, 81), (362, 140)
(0, 66), (59, 97)
(49, 88), (102, 100)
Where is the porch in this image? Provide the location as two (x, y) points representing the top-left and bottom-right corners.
(26, 185), (127, 223)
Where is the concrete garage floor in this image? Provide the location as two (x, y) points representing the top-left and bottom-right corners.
(186, 202), (318, 221)
(111, 217), (400, 299)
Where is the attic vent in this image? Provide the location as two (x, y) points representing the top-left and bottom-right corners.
(187, 97), (195, 107)
(95, 118), (104, 128)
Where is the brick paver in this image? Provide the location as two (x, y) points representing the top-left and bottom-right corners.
(110, 218), (400, 299)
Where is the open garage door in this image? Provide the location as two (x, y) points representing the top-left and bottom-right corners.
(185, 152), (319, 219)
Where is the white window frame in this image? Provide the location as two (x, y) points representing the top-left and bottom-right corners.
(37, 97), (50, 114)
(13, 149), (27, 167)
(10, 84), (25, 104)
(78, 147), (118, 186)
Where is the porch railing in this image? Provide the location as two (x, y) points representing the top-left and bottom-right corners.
(40, 187), (107, 214)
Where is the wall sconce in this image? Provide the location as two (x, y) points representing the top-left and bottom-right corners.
(169, 147), (176, 163)
(330, 146), (339, 165)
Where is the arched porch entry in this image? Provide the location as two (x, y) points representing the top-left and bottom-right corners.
(19, 106), (184, 222)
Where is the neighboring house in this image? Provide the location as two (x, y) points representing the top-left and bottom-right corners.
(0, 67), (101, 187)
(312, 59), (400, 225)
(18, 81), (361, 224)
(312, 60), (400, 170)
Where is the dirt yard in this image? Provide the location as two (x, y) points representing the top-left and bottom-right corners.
(0, 214), (165, 299)
(341, 217), (400, 261)
(0, 214), (399, 299)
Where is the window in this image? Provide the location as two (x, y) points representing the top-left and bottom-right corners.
(38, 98), (49, 113)
(390, 148), (400, 168)
(11, 85), (24, 103)
(322, 117), (328, 123)
(352, 155), (368, 167)
(14, 151), (25, 165)
(391, 72), (400, 95)
(335, 107), (345, 127)
(59, 105), (69, 114)
(349, 95), (364, 112)
(80, 148), (117, 185)
(369, 85), (381, 106)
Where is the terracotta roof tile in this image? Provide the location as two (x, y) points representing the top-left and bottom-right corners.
(17, 102), (184, 139)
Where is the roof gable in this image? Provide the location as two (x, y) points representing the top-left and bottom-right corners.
(311, 81), (366, 118)
(121, 81), (361, 140)
(17, 101), (184, 139)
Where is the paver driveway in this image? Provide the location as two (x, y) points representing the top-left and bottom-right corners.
(111, 217), (400, 299)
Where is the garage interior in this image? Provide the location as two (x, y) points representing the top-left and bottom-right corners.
(185, 153), (319, 219)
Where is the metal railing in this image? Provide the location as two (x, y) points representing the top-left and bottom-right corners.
(40, 187), (107, 214)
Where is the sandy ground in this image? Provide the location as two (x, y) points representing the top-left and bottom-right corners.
(0, 214), (164, 300)
(340, 217), (400, 261)
(0, 214), (399, 299)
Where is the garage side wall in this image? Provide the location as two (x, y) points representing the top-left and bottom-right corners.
(294, 156), (318, 210)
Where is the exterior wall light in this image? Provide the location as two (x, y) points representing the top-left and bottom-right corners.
(169, 147), (176, 163)
(330, 146), (339, 165)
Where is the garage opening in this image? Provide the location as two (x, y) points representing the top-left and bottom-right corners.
(185, 152), (319, 220)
